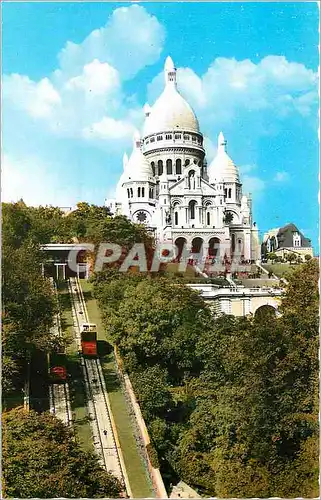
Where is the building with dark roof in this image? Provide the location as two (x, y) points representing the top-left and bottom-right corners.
(262, 223), (313, 259)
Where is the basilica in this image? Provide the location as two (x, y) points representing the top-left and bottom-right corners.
(106, 57), (260, 261)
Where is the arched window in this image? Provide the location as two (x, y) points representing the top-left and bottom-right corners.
(138, 187), (141, 197)
(175, 212), (178, 225)
(166, 159), (172, 175)
(189, 200), (197, 220)
(207, 212), (210, 226)
(231, 234), (236, 252)
(127, 189), (130, 198)
(188, 170), (196, 189)
(176, 159), (182, 175)
(151, 162), (155, 176)
(142, 187), (145, 197)
(158, 160), (163, 176)
(130, 188), (133, 197)
(228, 188), (232, 198)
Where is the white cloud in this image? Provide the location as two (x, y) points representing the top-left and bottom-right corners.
(2, 5), (318, 210)
(242, 175), (266, 198)
(148, 55), (318, 134)
(274, 171), (290, 182)
(3, 74), (61, 119)
(56, 5), (165, 81)
(3, 5), (165, 143)
(1, 153), (73, 206)
(239, 164), (257, 175)
(83, 116), (135, 141)
(65, 59), (120, 96)
(238, 164), (265, 200)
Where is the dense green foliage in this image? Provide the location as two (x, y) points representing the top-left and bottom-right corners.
(2, 201), (154, 396)
(2, 201), (152, 498)
(2, 200), (319, 496)
(2, 203), (57, 397)
(93, 261), (319, 497)
(3, 408), (121, 498)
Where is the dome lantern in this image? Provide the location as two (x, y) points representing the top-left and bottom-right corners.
(164, 56), (177, 88)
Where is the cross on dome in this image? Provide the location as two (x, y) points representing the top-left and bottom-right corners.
(164, 56), (177, 87)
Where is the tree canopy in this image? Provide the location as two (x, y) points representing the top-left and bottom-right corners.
(92, 260), (319, 497)
(3, 408), (121, 498)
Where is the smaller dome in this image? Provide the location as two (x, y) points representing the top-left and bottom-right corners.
(125, 131), (154, 182)
(208, 132), (240, 183)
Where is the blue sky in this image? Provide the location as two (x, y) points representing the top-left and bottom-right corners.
(2, 2), (319, 250)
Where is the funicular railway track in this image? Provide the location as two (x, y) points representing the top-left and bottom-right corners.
(68, 277), (130, 497)
(49, 383), (72, 426)
(48, 278), (72, 425)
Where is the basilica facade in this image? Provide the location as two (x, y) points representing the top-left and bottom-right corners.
(106, 57), (260, 261)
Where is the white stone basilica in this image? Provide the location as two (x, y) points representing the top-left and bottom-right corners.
(106, 57), (260, 261)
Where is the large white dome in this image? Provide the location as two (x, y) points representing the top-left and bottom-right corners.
(208, 132), (240, 183)
(142, 57), (200, 137)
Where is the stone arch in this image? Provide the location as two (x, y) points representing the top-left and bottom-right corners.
(188, 200), (197, 220)
(231, 233), (236, 253)
(172, 201), (180, 227)
(171, 199), (182, 208)
(175, 237), (187, 260)
(208, 237), (221, 257)
(191, 237), (204, 257)
(188, 170), (196, 189)
(254, 304), (277, 321)
(176, 158), (182, 175)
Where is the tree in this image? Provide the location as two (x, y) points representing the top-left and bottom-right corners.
(267, 252), (277, 262)
(3, 408), (121, 498)
(2, 203), (58, 397)
(131, 365), (173, 421)
(92, 243), (319, 496)
(100, 277), (210, 381)
(67, 202), (111, 240)
(285, 252), (297, 265)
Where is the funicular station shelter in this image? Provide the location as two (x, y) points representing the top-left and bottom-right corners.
(40, 243), (90, 280)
